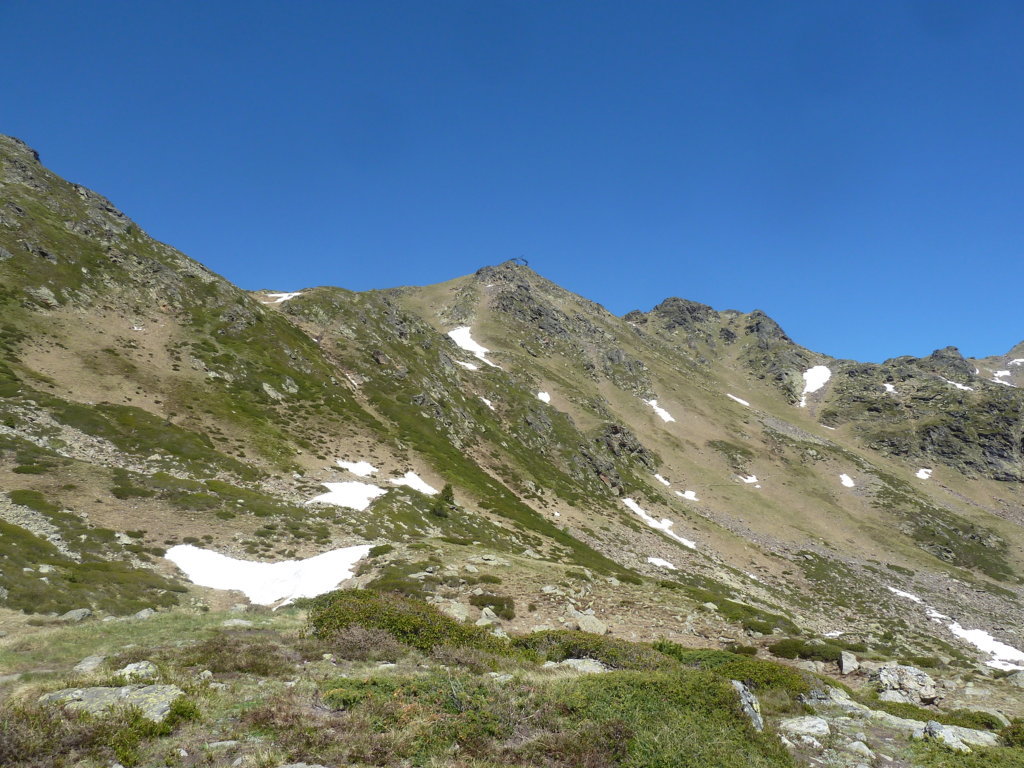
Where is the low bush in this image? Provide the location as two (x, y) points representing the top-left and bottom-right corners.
(177, 631), (295, 676)
(0, 697), (199, 767)
(1002, 719), (1024, 747)
(515, 630), (674, 670)
(306, 590), (492, 653)
(768, 638), (842, 663)
(468, 593), (515, 620)
(327, 625), (407, 662)
(654, 641), (811, 696)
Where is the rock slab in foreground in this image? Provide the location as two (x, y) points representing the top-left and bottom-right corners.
(39, 684), (184, 722)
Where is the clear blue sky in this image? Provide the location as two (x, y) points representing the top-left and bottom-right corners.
(4, 1), (1023, 362)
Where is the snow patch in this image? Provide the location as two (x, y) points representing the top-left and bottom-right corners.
(916, 468), (933, 480)
(676, 490), (699, 501)
(308, 482), (386, 511)
(839, 474), (855, 488)
(883, 383), (897, 394)
(337, 460), (378, 477)
(824, 630), (844, 638)
(389, 471), (439, 495)
(890, 585), (1024, 670)
(940, 377), (974, 391)
(480, 397), (495, 411)
(994, 370), (1011, 378)
(263, 292), (303, 304)
(798, 366), (832, 407)
(647, 557), (677, 570)
(726, 394), (750, 407)
(455, 360), (479, 370)
(887, 587), (923, 604)
(739, 475), (759, 484)
(166, 543), (371, 606)
(643, 399), (676, 423)
(654, 474), (671, 486)
(1010, 359), (1024, 366)
(622, 498), (696, 549)
(537, 391), (551, 403)
(447, 327), (499, 368)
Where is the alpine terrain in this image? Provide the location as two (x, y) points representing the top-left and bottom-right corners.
(2, 134), (1024, 767)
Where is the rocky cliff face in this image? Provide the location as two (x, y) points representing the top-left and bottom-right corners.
(1, 135), (1023, 690)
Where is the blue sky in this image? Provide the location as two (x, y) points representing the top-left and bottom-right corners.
(4, 1), (1023, 362)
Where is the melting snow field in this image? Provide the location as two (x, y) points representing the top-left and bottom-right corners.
(726, 394), (750, 407)
(887, 587), (923, 604)
(676, 490), (699, 501)
(622, 498), (696, 549)
(739, 475), (758, 484)
(307, 482), (386, 511)
(799, 366), (832, 407)
(654, 474), (671, 486)
(389, 471), (439, 495)
(166, 543), (371, 605)
(916, 468), (933, 480)
(1011, 359), (1024, 366)
(888, 588), (1024, 670)
(447, 327), (499, 368)
(263, 292), (303, 304)
(839, 474), (855, 488)
(883, 383), (897, 394)
(337, 460), (378, 477)
(537, 391), (551, 403)
(455, 361), (479, 370)
(644, 399), (676, 423)
(647, 557), (677, 570)
(940, 377), (974, 392)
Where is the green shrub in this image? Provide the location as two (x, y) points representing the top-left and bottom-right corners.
(469, 593), (516, 620)
(653, 641), (811, 696)
(367, 543), (394, 558)
(306, 590), (492, 652)
(1002, 719), (1024, 747)
(515, 630), (674, 670)
(768, 638), (841, 662)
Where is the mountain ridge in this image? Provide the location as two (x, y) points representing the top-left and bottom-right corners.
(3, 135), (1024, 767)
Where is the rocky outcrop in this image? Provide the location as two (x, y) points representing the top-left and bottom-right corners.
(873, 664), (939, 705)
(39, 684), (184, 722)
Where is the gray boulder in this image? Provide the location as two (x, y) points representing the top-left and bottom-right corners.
(731, 680), (763, 731)
(912, 720), (985, 754)
(73, 655), (107, 675)
(575, 615), (608, 635)
(874, 664), (939, 704)
(58, 608), (92, 622)
(117, 661), (158, 681)
(779, 716), (830, 738)
(39, 684), (184, 722)
(839, 650), (860, 675)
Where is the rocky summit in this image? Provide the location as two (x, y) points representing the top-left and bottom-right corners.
(2, 134), (1024, 767)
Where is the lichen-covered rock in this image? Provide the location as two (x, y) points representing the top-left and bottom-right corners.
(39, 684), (184, 722)
(575, 615), (608, 635)
(873, 664), (938, 705)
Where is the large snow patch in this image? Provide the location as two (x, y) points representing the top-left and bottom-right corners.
(166, 543), (371, 605)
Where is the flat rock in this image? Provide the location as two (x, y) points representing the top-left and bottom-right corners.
(575, 615), (607, 635)
(779, 716), (830, 738)
(39, 684), (184, 722)
(221, 618), (253, 628)
(131, 608), (155, 620)
(58, 608), (92, 622)
(117, 661), (158, 681)
(556, 658), (609, 674)
(73, 655), (107, 674)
